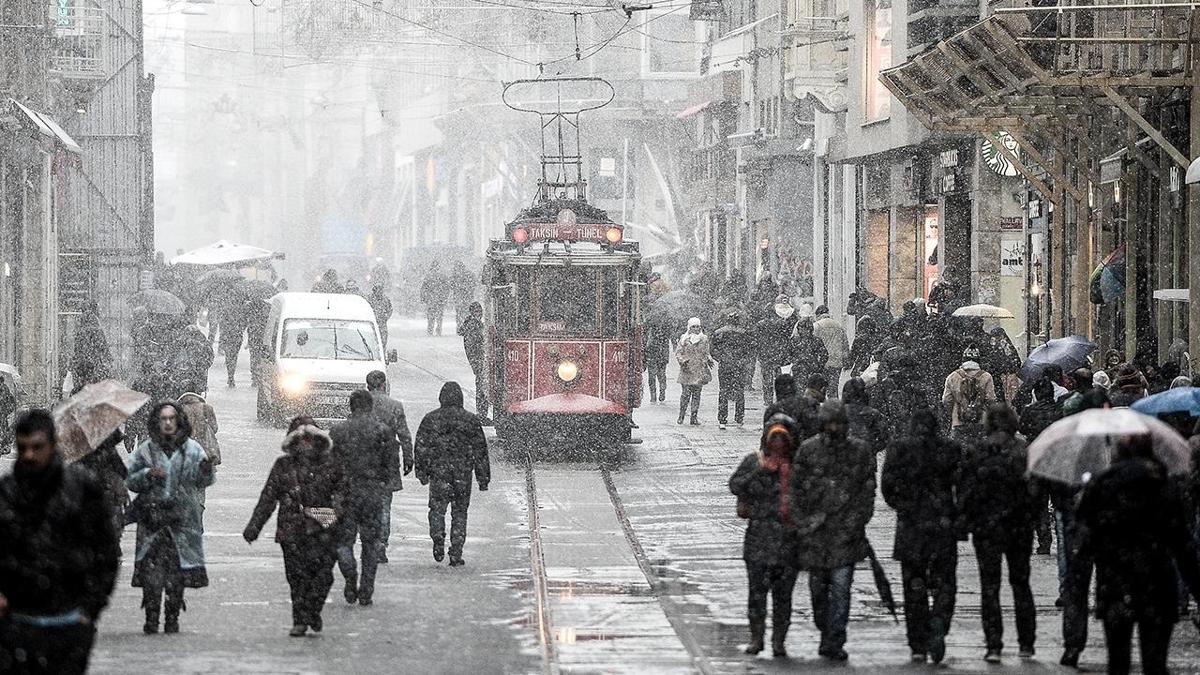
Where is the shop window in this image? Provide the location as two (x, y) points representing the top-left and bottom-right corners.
(864, 0), (893, 122)
(866, 208), (891, 300)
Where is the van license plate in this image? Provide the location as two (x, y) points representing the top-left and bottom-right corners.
(315, 395), (344, 405)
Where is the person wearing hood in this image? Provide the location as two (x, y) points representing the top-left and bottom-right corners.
(68, 303), (112, 395)
(675, 317), (713, 426)
(941, 351), (996, 431)
(169, 323), (214, 396)
(848, 316), (882, 376)
(126, 401), (216, 634)
(764, 373), (818, 438)
(244, 417), (345, 637)
(330, 391), (399, 605)
(177, 390), (220, 509)
(643, 309), (673, 404)
(414, 382), (490, 567)
(711, 312), (754, 429)
(0, 410), (120, 674)
(792, 401), (877, 661)
(1101, 349), (1124, 381)
(1075, 434), (1200, 675)
(812, 305), (850, 398)
(366, 370), (414, 563)
(882, 406), (963, 664)
(841, 378), (888, 454)
(729, 414), (802, 658)
(790, 318), (828, 392)
(959, 404), (1038, 662)
(755, 295), (798, 406)
(983, 327), (1022, 402)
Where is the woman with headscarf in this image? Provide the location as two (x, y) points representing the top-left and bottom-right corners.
(244, 417), (345, 637)
(126, 401), (216, 634)
(729, 414), (801, 658)
(675, 317), (713, 426)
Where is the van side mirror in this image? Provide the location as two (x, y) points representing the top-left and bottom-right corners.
(387, 349), (399, 364)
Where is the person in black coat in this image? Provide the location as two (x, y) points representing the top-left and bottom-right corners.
(847, 315), (881, 376)
(368, 284), (394, 350)
(790, 318), (828, 390)
(711, 312), (754, 428)
(0, 410), (120, 675)
(1075, 434), (1200, 675)
(959, 404), (1037, 662)
(75, 429), (129, 537)
(729, 414), (801, 658)
(329, 391), (400, 605)
(366, 370), (414, 562)
(755, 295), (798, 406)
(456, 301), (491, 424)
(643, 309), (673, 404)
(841, 377), (888, 454)
(764, 374), (819, 440)
(881, 406), (962, 664)
(68, 305), (112, 395)
(414, 382), (490, 566)
(1020, 378), (1062, 555)
(243, 418), (345, 636)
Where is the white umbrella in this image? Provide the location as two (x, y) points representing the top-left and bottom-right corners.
(53, 380), (150, 463)
(1027, 408), (1192, 485)
(952, 303), (1015, 319)
(171, 240), (281, 267)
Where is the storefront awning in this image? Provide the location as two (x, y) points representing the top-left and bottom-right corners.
(676, 100), (712, 119)
(1153, 288), (1190, 303)
(10, 99), (81, 154)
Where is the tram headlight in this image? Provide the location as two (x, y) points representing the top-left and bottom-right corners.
(512, 227), (529, 244)
(556, 360), (579, 383)
(605, 227), (623, 244)
(280, 372), (309, 398)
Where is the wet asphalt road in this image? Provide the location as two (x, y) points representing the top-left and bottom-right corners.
(62, 318), (1200, 673)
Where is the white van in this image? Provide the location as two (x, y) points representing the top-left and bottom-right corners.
(256, 292), (396, 424)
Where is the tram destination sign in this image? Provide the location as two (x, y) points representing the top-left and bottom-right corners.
(513, 222), (616, 242)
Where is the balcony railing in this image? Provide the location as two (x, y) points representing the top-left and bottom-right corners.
(50, 0), (106, 80)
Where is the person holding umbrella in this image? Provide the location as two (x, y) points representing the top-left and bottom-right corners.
(1075, 433), (1200, 675)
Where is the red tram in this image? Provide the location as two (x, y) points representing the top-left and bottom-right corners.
(484, 77), (643, 444)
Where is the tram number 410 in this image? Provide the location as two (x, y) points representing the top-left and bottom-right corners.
(608, 350), (626, 363)
(507, 349), (524, 363)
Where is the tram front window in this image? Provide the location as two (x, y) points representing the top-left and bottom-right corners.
(536, 269), (597, 334)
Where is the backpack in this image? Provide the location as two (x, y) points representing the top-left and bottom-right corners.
(958, 372), (985, 424)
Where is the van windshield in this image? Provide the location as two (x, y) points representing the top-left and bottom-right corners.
(280, 319), (379, 361)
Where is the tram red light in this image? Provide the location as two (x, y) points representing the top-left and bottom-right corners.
(605, 227), (623, 244)
(512, 228), (529, 243)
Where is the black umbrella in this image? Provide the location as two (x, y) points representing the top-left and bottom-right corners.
(867, 544), (899, 623)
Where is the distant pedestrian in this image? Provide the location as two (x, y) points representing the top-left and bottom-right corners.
(790, 318), (828, 391)
(365, 371), (414, 563)
(882, 406), (962, 664)
(841, 377), (887, 453)
(1101, 349), (1124, 381)
(127, 402), (216, 634)
(643, 310), (672, 404)
(1019, 379), (1062, 555)
(792, 401), (876, 661)
(170, 324), (214, 396)
(414, 382), (490, 566)
(421, 262), (451, 336)
(0, 410), (120, 675)
(1075, 434), (1200, 675)
(330, 391), (400, 606)
(983, 327), (1022, 402)
(941, 354), (996, 431)
(343, 278), (362, 296)
(1060, 368), (1095, 417)
(456, 302), (492, 424)
(960, 404), (1037, 662)
(711, 312), (753, 429)
(1109, 364), (1148, 407)
(675, 317), (713, 426)
(245, 298), (270, 389)
(367, 284), (394, 350)
(450, 261), (476, 327)
(311, 269), (344, 294)
(848, 316), (881, 376)
(730, 414), (801, 658)
(812, 306), (849, 398)
(755, 295), (798, 406)
(243, 417), (344, 637)
(68, 304), (112, 395)
(218, 301), (247, 388)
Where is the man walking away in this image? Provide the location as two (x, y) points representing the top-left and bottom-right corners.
(792, 401), (876, 661)
(812, 305), (849, 398)
(643, 310), (672, 404)
(368, 284), (394, 350)
(755, 295), (798, 406)
(330, 391), (400, 605)
(415, 382), (490, 567)
(0, 410), (120, 674)
(711, 312), (754, 429)
(457, 302), (492, 425)
(882, 406), (962, 664)
(942, 354), (996, 431)
(421, 262), (451, 336)
(177, 390), (221, 507)
(841, 377), (888, 453)
(1075, 434), (1200, 675)
(790, 318), (828, 392)
(960, 404), (1038, 662)
(365, 371), (413, 563)
(1020, 378), (1062, 555)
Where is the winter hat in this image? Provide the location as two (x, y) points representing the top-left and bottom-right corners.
(962, 360), (981, 371)
(797, 303), (816, 319)
(1113, 364), (1143, 391)
(774, 293), (791, 305)
(687, 317), (702, 330)
(1092, 371), (1112, 390)
(962, 345), (981, 361)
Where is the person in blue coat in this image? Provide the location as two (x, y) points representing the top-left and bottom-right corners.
(127, 401), (216, 634)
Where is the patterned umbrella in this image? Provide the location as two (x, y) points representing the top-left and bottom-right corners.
(53, 380), (150, 462)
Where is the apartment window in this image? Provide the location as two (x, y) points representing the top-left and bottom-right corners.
(864, 0), (893, 122)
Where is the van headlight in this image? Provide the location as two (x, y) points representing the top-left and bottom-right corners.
(556, 360), (579, 383)
(280, 372), (309, 398)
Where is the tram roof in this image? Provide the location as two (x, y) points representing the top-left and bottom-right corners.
(486, 240), (640, 266)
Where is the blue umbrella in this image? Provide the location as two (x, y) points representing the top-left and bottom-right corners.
(1019, 335), (1097, 382)
(1131, 387), (1200, 417)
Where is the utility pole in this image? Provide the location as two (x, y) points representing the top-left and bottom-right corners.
(1189, 36), (1200, 374)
